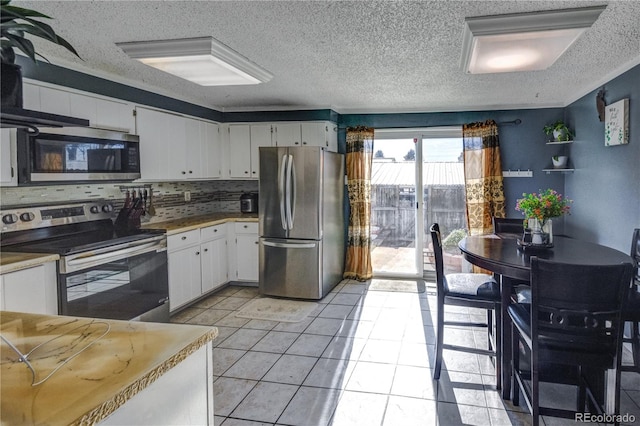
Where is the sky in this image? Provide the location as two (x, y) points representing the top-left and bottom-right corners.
(373, 138), (463, 162)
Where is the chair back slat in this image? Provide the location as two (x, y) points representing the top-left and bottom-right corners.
(492, 217), (524, 234)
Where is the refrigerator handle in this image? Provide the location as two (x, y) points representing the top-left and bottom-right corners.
(290, 156), (296, 229)
(262, 240), (316, 249)
(285, 154), (294, 230)
(279, 154), (288, 230)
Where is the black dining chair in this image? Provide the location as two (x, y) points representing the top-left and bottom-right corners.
(429, 223), (501, 384)
(492, 217), (525, 235)
(509, 257), (634, 426)
(621, 228), (640, 373)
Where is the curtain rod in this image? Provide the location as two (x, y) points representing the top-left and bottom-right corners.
(338, 119), (521, 130)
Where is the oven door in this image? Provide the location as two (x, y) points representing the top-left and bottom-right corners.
(58, 237), (169, 322)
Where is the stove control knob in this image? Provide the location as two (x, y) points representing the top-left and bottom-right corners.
(90, 206), (100, 214)
(19, 212), (35, 222)
(102, 204), (114, 213)
(2, 214), (18, 224)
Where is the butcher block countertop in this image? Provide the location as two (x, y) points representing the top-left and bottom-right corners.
(0, 311), (217, 425)
(0, 252), (60, 274)
(143, 212), (258, 235)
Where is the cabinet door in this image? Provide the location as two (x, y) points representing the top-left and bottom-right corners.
(0, 129), (17, 186)
(1, 263), (57, 314)
(301, 122), (328, 148)
(274, 123), (301, 147)
(185, 117), (203, 179)
(228, 125), (252, 178)
(69, 92), (97, 124)
(250, 124), (272, 178)
(39, 86), (71, 116)
(201, 238), (228, 293)
(95, 98), (134, 132)
(168, 246), (202, 311)
(202, 122), (221, 179)
(236, 234), (259, 281)
(22, 82), (40, 110)
(136, 107), (187, 181)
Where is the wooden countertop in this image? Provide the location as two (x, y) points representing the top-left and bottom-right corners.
(0, 311), (217, 425)
(143, 212), (258, 235)
(0, 252), (60, 274)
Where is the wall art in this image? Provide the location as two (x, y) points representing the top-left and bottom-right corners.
(605, 98), (629, 146)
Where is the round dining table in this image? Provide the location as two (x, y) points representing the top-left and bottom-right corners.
(458, 234), (633, 400)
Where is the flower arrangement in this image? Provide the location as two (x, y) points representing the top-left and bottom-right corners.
(515, 189), (572, 227)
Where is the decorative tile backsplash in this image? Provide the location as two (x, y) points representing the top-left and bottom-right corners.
(0, 180), (259, 224)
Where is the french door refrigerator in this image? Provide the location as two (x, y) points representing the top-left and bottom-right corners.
(259, 146), (344, 299)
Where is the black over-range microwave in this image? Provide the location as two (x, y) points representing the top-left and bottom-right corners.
(17, 127), (141, 184)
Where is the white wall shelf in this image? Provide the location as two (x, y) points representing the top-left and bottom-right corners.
(546, 140), (574, 145)
(543, 168), (575, 174)
(502, 170), (533, 178)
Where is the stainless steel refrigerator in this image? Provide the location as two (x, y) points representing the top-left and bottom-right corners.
(259, 146), (344, 299)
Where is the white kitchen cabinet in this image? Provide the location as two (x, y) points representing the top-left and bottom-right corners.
(101, 344), (213, 425)
(0, 129), (17, 186)
(273, 121), (337, 152)
(24, 82), (134, 131)
(227, 124), (272, 179)
(168, 243), (203, 312)
(135, 106), (186, 181)
(137, 107), (220, 181)
(1, 262), (57, 315)
(186, 118), (222, 179)
(201, 224), (228, 294)
(168, 225), (229, 311)
(233, 222), (259, 282)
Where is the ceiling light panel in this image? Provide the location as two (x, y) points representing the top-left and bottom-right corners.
(117, 37), (273, 86)
(461, 6), (606, 74)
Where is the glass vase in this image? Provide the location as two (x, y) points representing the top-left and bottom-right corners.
(528, 218), (553, 244)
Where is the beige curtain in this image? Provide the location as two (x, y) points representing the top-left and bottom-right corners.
(343, 126), (374, 281)
(463, 120), (506, 236)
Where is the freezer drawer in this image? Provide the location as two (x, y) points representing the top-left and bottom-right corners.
(259, 238), (322, 299)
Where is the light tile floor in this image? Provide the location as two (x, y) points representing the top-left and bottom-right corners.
(171, 280), (640, 426)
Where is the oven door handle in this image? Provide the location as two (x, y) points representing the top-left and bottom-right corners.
(64, 240), (164, 272)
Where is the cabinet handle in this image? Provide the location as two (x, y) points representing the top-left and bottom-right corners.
(244, 225), (248, 228)
(189, 170), (193, 174)
(195, 251), (200, 255)
(181, 236), (187, 240)
(294, 141), (299, 145)
(244, 171), (249, 174)
(252, 171), (256, 174)
(204, 248), (208, 252)
(181, 171), (186, 175)
(303, 141), (307, 145)
(254, 241), (258, 245)
(214, 229), (218, 232)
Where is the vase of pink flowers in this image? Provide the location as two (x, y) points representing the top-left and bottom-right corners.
(516, 189), (572, 245)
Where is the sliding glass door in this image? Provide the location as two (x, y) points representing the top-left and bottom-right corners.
(371, 127), (464, 278)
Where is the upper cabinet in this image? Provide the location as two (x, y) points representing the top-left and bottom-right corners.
(23, 82), (134, 132)
(227, 124), (273, 179)
(135, 107), (221, 181)
(273, 122), (337, 151)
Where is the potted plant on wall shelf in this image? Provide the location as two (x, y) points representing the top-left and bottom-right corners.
(1, 0), (80, 108)
(543, 120), (573, 142)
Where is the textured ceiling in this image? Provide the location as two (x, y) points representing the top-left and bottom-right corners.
(14, 1), (640, 114)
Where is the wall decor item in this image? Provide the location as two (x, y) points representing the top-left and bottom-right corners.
(605, 98), (629, 146)
(596, 88), (606, 122)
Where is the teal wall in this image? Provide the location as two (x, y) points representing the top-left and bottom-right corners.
(564, 65), (639, 253)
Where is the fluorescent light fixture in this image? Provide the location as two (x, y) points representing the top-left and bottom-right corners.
(461, 6), (605, 74)
(117, 37), (273, 86)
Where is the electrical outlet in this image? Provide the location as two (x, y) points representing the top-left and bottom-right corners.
(184, 191), (191, 202)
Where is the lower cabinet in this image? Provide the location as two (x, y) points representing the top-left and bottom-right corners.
(101, 343), (214, 425)
(167, 225), (229, 312)
(233, 222), (259, 282)
(1, 262), (57, 315)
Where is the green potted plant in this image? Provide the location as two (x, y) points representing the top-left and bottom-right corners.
(543, 120), (573, 142)
(1, 0), (80, 108)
